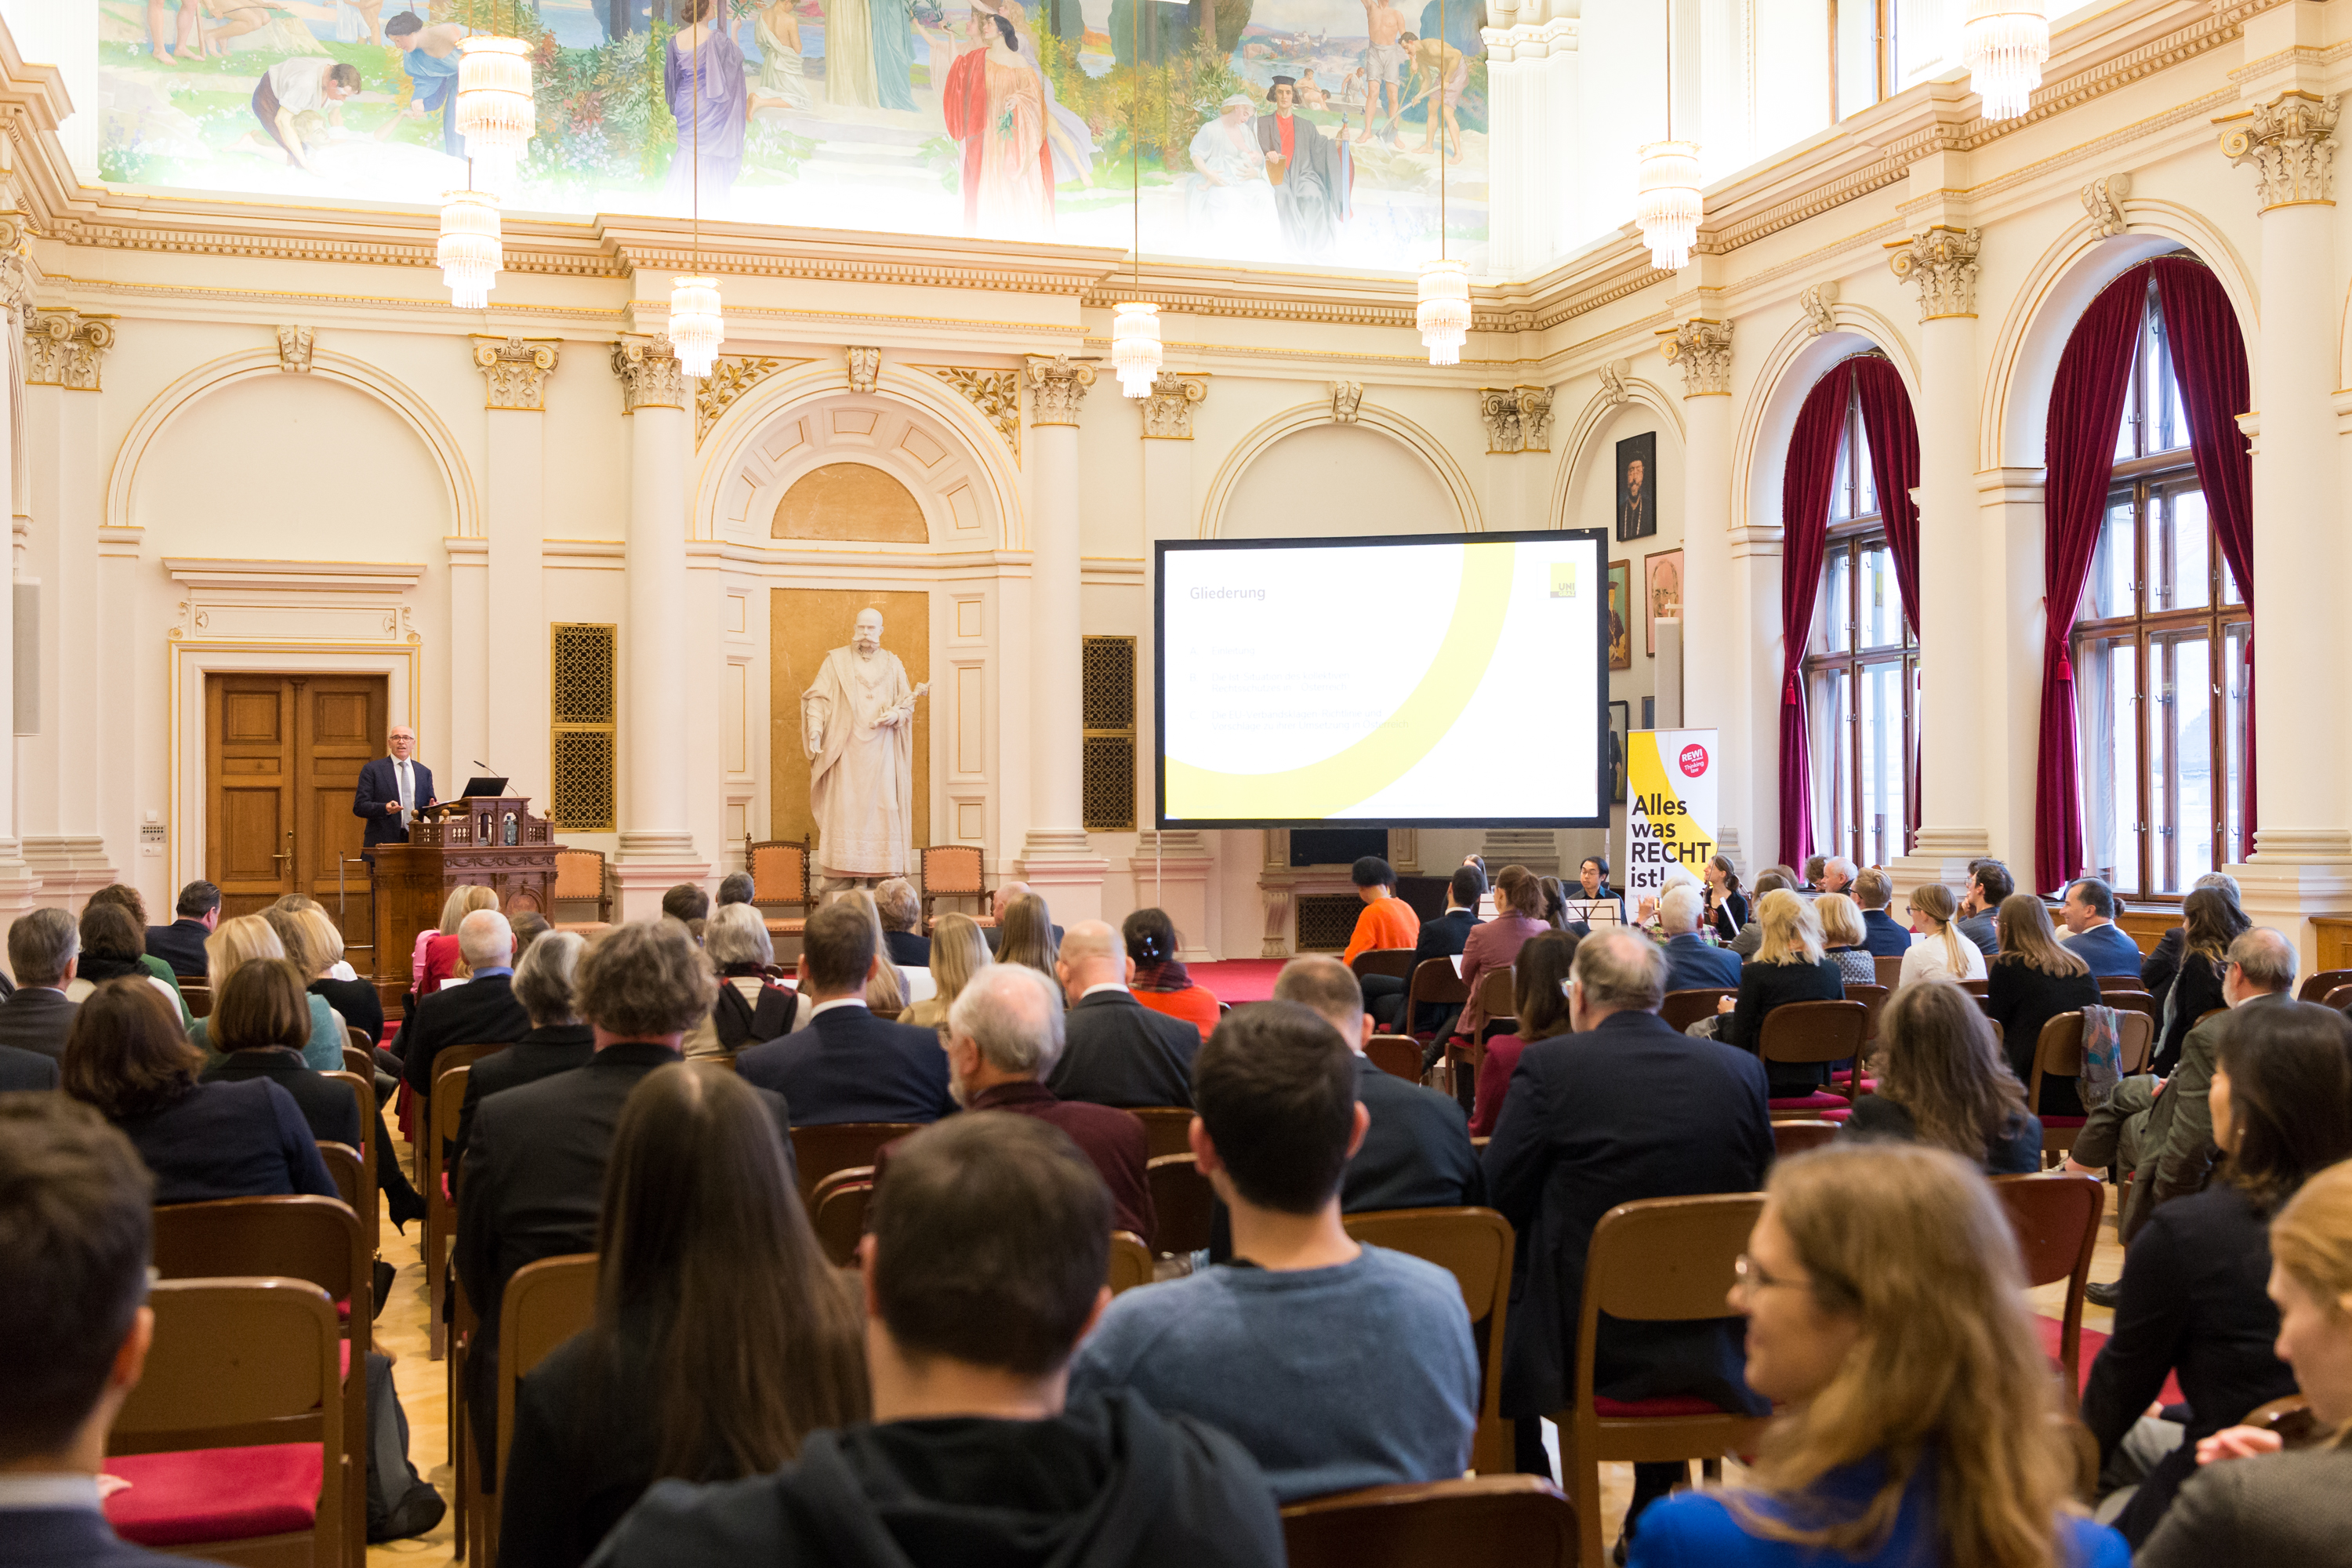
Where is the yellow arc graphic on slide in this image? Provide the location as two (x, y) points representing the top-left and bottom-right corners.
(1168, 545), (1515, 818)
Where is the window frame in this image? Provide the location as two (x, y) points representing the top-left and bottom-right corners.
(1828, 0), (1895, 119)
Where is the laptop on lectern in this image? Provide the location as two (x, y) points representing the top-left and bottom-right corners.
(458, 777), (510, 797)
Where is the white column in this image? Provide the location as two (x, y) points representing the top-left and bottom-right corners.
(609, 338), (707, 918)
(1664, 318), (1748, 860)
(0, 242), (42, 951)
(1543, 19), (1581, 256)
(474, 337), (561, 803)
(1018, 354), (1106, 924)
(1132, 376), (1217, 950)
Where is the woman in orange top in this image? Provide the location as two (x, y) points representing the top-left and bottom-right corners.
(1341, 855), (1421, 965)
(1123, 907), (1221, 1039)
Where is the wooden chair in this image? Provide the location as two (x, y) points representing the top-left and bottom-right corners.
(2299, 968), (2352, 1004)
(1146, 1152), (1214, 1258)
(1992, 1173), (2103, 1410)
(550, 846), (612, 928)
(316, 1142), (365, 1212)
(1365, 1033), (1423, 1083)
(426, 1062), (476, 1359)
(1350, 947), (1419, 985)
(746, 834), (814, 939)
(409, 1040), (506, 1186)
(1558, 1193), (1769, 1568)
(106, 1279), (345, 1568)
(1281, 1475), (1576, 1568)
(2102, 989), (2160, 1031)
(321, 1070), (377, 1249)
(1404, 956), (1470, 1041)
(1771, 1120), (1841, 1160)
(810, 1166), (875, 1268)
(919, 844), (990, 927)
(1838, 982), (1889, 1095)
(1127, 1105), (1196, 1161)
(340, 1044), (374, 1078)
(2097, 973), (2149, 993)
(1957, 977), (1991, 996)
(485, 1254), (601, 1566)
(1443, 967), (1517, 1098)
(150, 1197), (369, 1561)
(1872, 954), (1904, 989)
(1107, 1229), (1154, 1294)
(343, 1025), (371, 1057)
(1342, 1207), (1515, 1475)
(1659, 988), (1734, 1034)
(2324, 983), (2352, 1014)
(2028, 1011), (2154, 1158)
(181, 980), (212, 1020)
(789, 1121), (922, 1203)
(1756, 1000), (1870, 1120)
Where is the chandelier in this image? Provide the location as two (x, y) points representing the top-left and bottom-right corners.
(1417, 259), (1469, 366)
(670, 276), (724, 378)
(1962, 0), (2048, 121)
(1635, 140), (1702, 271)
(437, 188), (501, 309)
(455, 34), (535, 186)
(1112, 302), (1160, 397)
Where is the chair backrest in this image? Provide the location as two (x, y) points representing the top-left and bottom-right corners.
(496, 1254), (601, 1485)
(1127, 1105), (1196, 1161)
(324, 1069), (375, 1160)
(430, 1062), (473, 1205)
(2102, 989), (2159, 1028)
(1581, 1193), (1765, 1327)
(1107, 1230), (1153, 1294)
(1993, 1172), (2102, 1289)
(2299, 968), (2352, 1004)
(747, 838), (812, 913)
(1475, 966), (1517, 1022)
(180, 980), (212, 1019)
(920, 844), (985, 898)
(317, 1142), (365, 1210)
(2096, 973), (2147, 993)
(430, 1040), (506, 1087)
(2325, 984), (2352, 1014)
(1281, 1476), (1576, 1568)
(1351, 948), (1419, 985)
(343, 1025), (370, 1054)
(788, 1121), (923, 1201)
(1872, 954), (1904, 989)
(1342, 1207), (1514, 1447)
(1406, 956), (1470, 1011)
(1957, 977), (1991, 996)
(342, 1043), (374, 1077)
(2114, 1010), (2155, 1073)
(1146, 1152), (1214, 1258)
(151, 1195), (368, 1353)
(551, 847), (607, 902)
(1659, 988), (1734, 1033)
(2032, 1011), (2086, 1084)
(1843, 982), (1889, 1043)
(1772, 1120), (1840, 1160)
(1365, 1034), (1423, 1082)
(1756, 1000), (1870, 1066)
(810, 1167), (874, 1268)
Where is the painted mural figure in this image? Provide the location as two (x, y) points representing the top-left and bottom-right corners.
(1400, 30), (1468, 163)
(1188, 94), (1276, 234)
(942, 13), (1055, 234)
(1255, 76), (1349, 257)
(750, 0), (814, 111)
(971, 0), (1098, 192)
(1352, 0), (1407, 144)
(665, 0), (751, 201)
(803, 608), (927, 887)
(249, 56), (360, 174)
(387, 12), (463, 158)
(825, 0), (881, 107)
(871, 0), (920, 111)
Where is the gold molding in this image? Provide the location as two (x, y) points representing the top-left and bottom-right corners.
(912, 365), (1022, 460)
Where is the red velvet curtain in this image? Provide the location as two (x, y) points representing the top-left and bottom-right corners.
(1849, 355), (1925, 844)
(2034, 263), (2152, 892)
(2151, 256), (2256, 848)
(1778, 361), (1855, 868)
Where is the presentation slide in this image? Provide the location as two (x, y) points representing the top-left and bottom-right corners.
(1156, 530), (1609, 828)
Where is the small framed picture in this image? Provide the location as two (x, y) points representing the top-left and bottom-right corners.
(1643, 548), (1683, 658)
(1642, 695), (1654, 728)
(1616, 431), (1658, 542)
(1608, 699), (1632, 803)
(1606, 560), (1633, 671)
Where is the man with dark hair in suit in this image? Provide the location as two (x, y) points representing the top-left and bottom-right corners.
(1852, 867), (1912, 959)
(1045, 920), (1202, 1109)
(351, 724), (436, 860)
(142, 881), (219, 979)
(736, 900), (954, 1125)
(1956, 858), (2013, 957)
(1483, 927), (1773, 1559)
(456, 919), (793, 1492)
(0, 910), (79, 1061)
(2062, 877), (2143, 978)
(398, 909), (528, 1109)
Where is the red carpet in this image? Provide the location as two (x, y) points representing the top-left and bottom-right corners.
(1190, 960), (1288, 1005)
(2037, 1313), (2183, 1403)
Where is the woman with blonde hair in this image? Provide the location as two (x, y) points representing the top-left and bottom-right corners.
(902, 912), (989, 1030)
(995, 892), (1058, 975)
(1987, 893), (2102, 1118)
(1813, 893), (1877, 987)
(1704, 888), (1845, 1099)
(188, 914), (344, 1070)
(1629, 1142), (2126, 1567)
(1899, 882), (1986, 985)
(419, 884), (502, 995)
(1848, 978), (2041, 1173)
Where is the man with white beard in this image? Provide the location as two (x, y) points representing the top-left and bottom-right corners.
(802, 607), (927, 889)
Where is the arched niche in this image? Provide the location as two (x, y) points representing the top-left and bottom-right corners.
(710, 390), (1006, 552)
(1738, 325), (1911, 535)
(1202, 403), (1482, 538)
(773, 462), (930, 543)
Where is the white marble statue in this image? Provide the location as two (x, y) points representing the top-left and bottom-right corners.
(803, 608), (927, 887)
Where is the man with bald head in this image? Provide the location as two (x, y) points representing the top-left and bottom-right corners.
(983, 880), (1064, 953)
(1046, 920), (1203, 1109)
(399, 907), (529, 1105)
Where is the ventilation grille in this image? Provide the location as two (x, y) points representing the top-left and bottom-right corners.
(1081, 635), (1136, 832)
(550, 622), (617, 831)
(551, 623), (617, 724)
(1295, 895), (1362, 953)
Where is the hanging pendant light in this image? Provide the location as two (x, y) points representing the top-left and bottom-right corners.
(1962, 0), (2048, 121)
(1417, 258), (1469, 366)
(456, 34), (535, 187)
(437, 187), (502, 308)
(1635, 140), (1702, 270)
(1112, 302), (1160, 397)
(671, 275), (724, 377)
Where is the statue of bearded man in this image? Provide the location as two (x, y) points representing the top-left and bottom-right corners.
(802, 608), (927, 886)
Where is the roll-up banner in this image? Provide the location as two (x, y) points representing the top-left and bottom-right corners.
(1624, 728), (1719, 909)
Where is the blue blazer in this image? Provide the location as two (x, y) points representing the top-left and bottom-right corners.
(115, 1078), (339, 1207)
(2065, 922), (2144, 979)
(737, 1004), (955, 1127)
(1661, 933), (1742, 993)
(352, 755), (436, 849)
(1859, 909), (1913, 959)
(0, 1507), (209, 1568)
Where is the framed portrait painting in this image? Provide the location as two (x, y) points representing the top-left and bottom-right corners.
(1643, 548), (1683, 657)
(1615, 431), (1658, 542)
(1606, 560), (1633, 671)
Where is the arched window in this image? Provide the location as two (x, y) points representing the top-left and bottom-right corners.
(2069, 276), (2251, 896)
(1802, 381), (1918, 867)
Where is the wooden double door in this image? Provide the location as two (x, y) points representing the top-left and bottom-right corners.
(205, 675), (386, 933)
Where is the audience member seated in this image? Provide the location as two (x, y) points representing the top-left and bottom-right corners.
(994, 891), (1061, 976)
(2062, 877), (2144, 978)
(198, 958), (362, 1149)
(1484, 929), (1773, 1546)
(714, 872), (754, 908)
(64, 906), (179, 1014)
(1704, 890), (1846, 1098)
(187, 913), (345, 1070)
(457, 919), (793, 1486)
(590, 1112), (1284, 1568)
(453, 931), (595, 1177)
(239, 907), (362, 1069)
(0, 1095), (205, 1567)
(283, 906), (383, 1045)
(1069, 1000), (1479, 1502)
(899, 912), (989, 1030)
(736, 901), (954, 1125)
(834, 891), (911, 1014)
(1704, 854), (1750, 945)
(2077, 929), (2296, 1260)
(1659, 884), (1740, 996)
(1817, 856), (1857, 896)
(1045, 920), (1202, 1110)
(684, 906), (800, 1058)
(1338, 855), (1421, 970)
(1845, 868), (1906, 959)
(2152, 887), (2249, 1076)
(1472, 929), (1579, 1138)
(1123, 907), (1221, 1040)
(62, 979), (335, 1205)
(882, 963), (1152, 1238)
(1574, 855), (1625, 924)
(1846, 976), (2040, 1174)
(1628, 1143), (2128, 1568)
(1814, 894), (1878, 987)
(1454, 863), (1551, 1050)
(0, 1038), (58, 1091)
(143, 878), (219, 979)
(1955, 858), (2011, 957)
(1897, 884), (1986, 986)
(88, 884), (194, 1013)
(660, 884), (710, 928)
(1800, 856), (1828, 894)
(1389, 862), (1482, 1036)
(0, 909), (80, 1061)
(980, 880), (1064, 953)
(1728, 869), (1795, 958)
(399, 909), (528, 1108)
(417, 885), (501, 996)
(874, 877), (929, 969)
(510, 911), (551, 956)
(499, 1063), (866, 1568)
(2140, 871), (2242, 1018)
(2082, 1001), (2352, 1546)
(1987, 893), (2103, 1120)
(2137, 1158), (2352, 1566)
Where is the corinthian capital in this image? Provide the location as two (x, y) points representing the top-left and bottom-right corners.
(476, 336), (562, 410)
(1888, 226), (1982, 321)
(1659, 319), (1733, 398)
(2219, 92), (2339, 211)
(24, 307), (114, 390)
(1025, 354), (1095, 425)
(611, 336), (688, 413)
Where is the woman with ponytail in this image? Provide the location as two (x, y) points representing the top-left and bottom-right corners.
(1898, 883), (1985, 986)
(1122, 907), (1221, 1039)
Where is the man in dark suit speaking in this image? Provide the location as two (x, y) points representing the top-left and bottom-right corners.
(352, 723), (435, 857)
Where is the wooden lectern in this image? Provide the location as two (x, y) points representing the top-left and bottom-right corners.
(369, 793), (558, 985)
